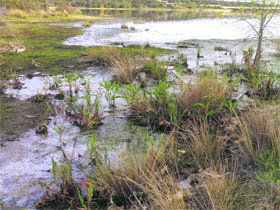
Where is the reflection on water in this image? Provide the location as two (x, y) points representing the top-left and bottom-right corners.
(82, 9), (229, 22)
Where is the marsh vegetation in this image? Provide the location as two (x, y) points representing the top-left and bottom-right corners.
(2, 1), (280, 209)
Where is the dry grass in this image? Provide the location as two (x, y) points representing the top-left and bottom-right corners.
(236, 105), (280, 162)
(96, 138), (185, 209)
(109, 52), (137, 84)
(186, 122), (227, 169)
(84, 47), (117, 66)
(127, 95), (155, 126)
(7, 9), (29, 18)
(85, 47), (137, 84)
(189, 165), (237, 210)
(177, 72), (232, 114)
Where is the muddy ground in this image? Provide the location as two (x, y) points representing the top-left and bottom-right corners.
(0, 95), (47, 145)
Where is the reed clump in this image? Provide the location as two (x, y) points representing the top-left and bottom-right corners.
(86, 47), (138, 84)
(126, 72), (234, 131)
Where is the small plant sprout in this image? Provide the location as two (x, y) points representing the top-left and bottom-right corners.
(124, 83), (141, 105)
(197, 46), (202, 59)
(50, 75), (62, 91)
(53, 125), (65, 147)
(67, 89), (104, 128)
(193, 95), (222, 122)
(65, 72), (77, 101)
(74, 71), (81, 94)
(87, 133), (101, 166)
(101, 80), (120, 109)
(174, 64), (185, 90)
(147, 61), (168, 81)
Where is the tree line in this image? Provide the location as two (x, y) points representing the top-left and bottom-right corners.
(1, 0), (242, 10)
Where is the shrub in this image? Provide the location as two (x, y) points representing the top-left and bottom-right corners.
(56, 2), (75, 15)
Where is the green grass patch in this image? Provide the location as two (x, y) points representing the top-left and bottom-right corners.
(0, 23), (170, 76)
(0, 23), (87, 74)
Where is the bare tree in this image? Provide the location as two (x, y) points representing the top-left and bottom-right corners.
(241, 0), (279, 70)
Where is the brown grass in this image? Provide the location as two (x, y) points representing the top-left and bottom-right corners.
(236, 105), (280, 162)
(109, 52), (137, 84)
(177, 72), (232, 114)
(96, 138), (185, 209)
(188, 165), (237, 210)
(83, 47), (117, 66)
(7, 9), (29, 18)
(85, 47), (138, 84)
(186, 122), (226, 169)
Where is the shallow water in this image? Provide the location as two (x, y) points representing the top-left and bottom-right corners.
(2, 11), (280, 209)
(64, 17), (280, 47)
(0, 67), (145, 209)
(64, 16), (280, 69)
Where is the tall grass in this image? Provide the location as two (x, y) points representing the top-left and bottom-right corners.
(96, 137), (184, 209)
(236, 105), (280, 163)
(177, 72), (233, 121)
(185, 122), (226, 169)
(188, 165), (238, 210)
(85, 47), (137, 84)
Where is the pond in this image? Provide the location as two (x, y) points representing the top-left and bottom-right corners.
(65, 12), (280, 68)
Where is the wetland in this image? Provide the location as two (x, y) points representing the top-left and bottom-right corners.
(1, 5), (280, 209)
